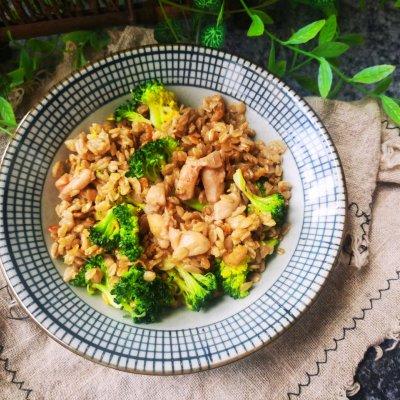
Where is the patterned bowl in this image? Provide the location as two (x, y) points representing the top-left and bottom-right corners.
(0, 45), (346, 374)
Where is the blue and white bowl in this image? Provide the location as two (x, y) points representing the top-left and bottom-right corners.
(0, 45), (346, 374)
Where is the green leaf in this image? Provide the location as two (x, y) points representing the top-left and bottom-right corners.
(247, 14), (265, 37)
(267, 41), (276, 71)
(293, 74), (319, 95)
(27, 38), (55, 53)
(275, 60), (287, 77)
(338, 33), (364, 46)
(250, 9), (273, 25)
(319, 15), (337, 44)
(372, 76), (393, 95)
(380, 95), (400, 125)
(62, 31), (92, 45)
(7, 68), (25, 88)
(351, 65), (395, 84)
(395, 0), (400, 7)
(318, 58), (332, 98)
(285, 20), (326, 45)
(89, 31), (110, 51)
(19, 49), (34, 80)
(0, 96), (17, 127)
(312, 41), (349, 58)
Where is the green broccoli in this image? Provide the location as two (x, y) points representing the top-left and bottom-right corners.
(69, 254), (104, 287)
(89, 204), (143, 262)
(126, 136), (179, 182)
(89, 208), (120, 252)
(113, 99), (151, 124)
(233, 169), (287, 226)
(183, 198), (207, 212)
(137, 80), (180, 130)
(255, 177), (267, 196)
(113, 203), (143, 262)
(168, 266), (217, 311)
(214, 258), (250, 299)
(111, 266), (172, 323)
(263, 237), (280, 252)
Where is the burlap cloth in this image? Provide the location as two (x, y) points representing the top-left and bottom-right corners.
(1, 27), (399, 400)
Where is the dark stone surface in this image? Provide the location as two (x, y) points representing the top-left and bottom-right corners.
(220, 2), (399, 398)
(223, 1), (400, 100)
(348, 340), (400, 400)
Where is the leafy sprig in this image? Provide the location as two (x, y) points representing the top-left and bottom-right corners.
(0, 30), (109, 136)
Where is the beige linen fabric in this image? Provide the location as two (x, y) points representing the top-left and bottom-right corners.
(1, 28), (400, 400)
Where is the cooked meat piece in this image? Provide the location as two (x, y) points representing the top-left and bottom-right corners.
(202, 167), (225, 203)
(171, 230), (211, 257)
(145, 182), (166, 213)
(212, 191), (241, 220)
(175, 151), (223, 200)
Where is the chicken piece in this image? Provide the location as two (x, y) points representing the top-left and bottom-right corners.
(175, 151), (223, 201)
(59, 169), (93, 200)
(202, 167), (225, 203)
(144, 183), (166, 213)
(175, 158), (201, 200)
(168, 227), (182, 249)
(171, 230), (211, 258)
(212, 191), (241, 220)
(55, 173), (71, 191)
(87, 129), (110, 156)
(147, 213), (170, 249)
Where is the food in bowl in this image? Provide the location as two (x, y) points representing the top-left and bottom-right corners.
(49, 81), (291, 323)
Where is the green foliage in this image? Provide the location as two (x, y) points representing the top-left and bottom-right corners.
(127, 137), (179, 182)
(111, 266), (172, 323)
(154, 20), (184, 44)
(61, 30), (109, 69)
(200, 24), (226, 48)
(350, 65), (396, 84)
(284, 20), (326, 44)
(215, 258), (250, 299)
(194, 0), (222, 11)
(233, 169), (287, 226)
(318, 58), (332, 98)
(380, 95), (400, 125)
(0, 96), (17, 136)
(168, 266), (217, 311)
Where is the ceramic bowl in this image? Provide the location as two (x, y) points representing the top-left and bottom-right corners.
(0, 45), (346, 374)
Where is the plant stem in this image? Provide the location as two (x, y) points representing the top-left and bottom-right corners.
(264, 30), (376, 99)
(158, 0), (180, 43)
(289, 58), (312, 73)
(238, 0), (253, 17)
(159, 0), (278, 16)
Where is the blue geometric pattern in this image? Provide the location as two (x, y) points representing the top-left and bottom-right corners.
(0, 45), (346, 374)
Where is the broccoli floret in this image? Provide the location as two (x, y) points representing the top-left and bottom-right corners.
(233, 169), (287, 226)
(126, 136), (179, 182)
(263, 237), (280, 252)
(168, 266), (217, 311)
(183, 198), (207, 212)
(113, 203), (143, 262)
(111, 266), (172, 323)
(89, 204), (142, 262)
(255, 177), (267, 196)
(89, 208), (120, 251)
(114, 99), (151, 124)
(138, 81), (180, 130)
(214, 258), (250, 299)
(69, 254), (104, 287)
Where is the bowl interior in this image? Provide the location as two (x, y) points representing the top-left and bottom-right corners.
(42, 86), (304, 330)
